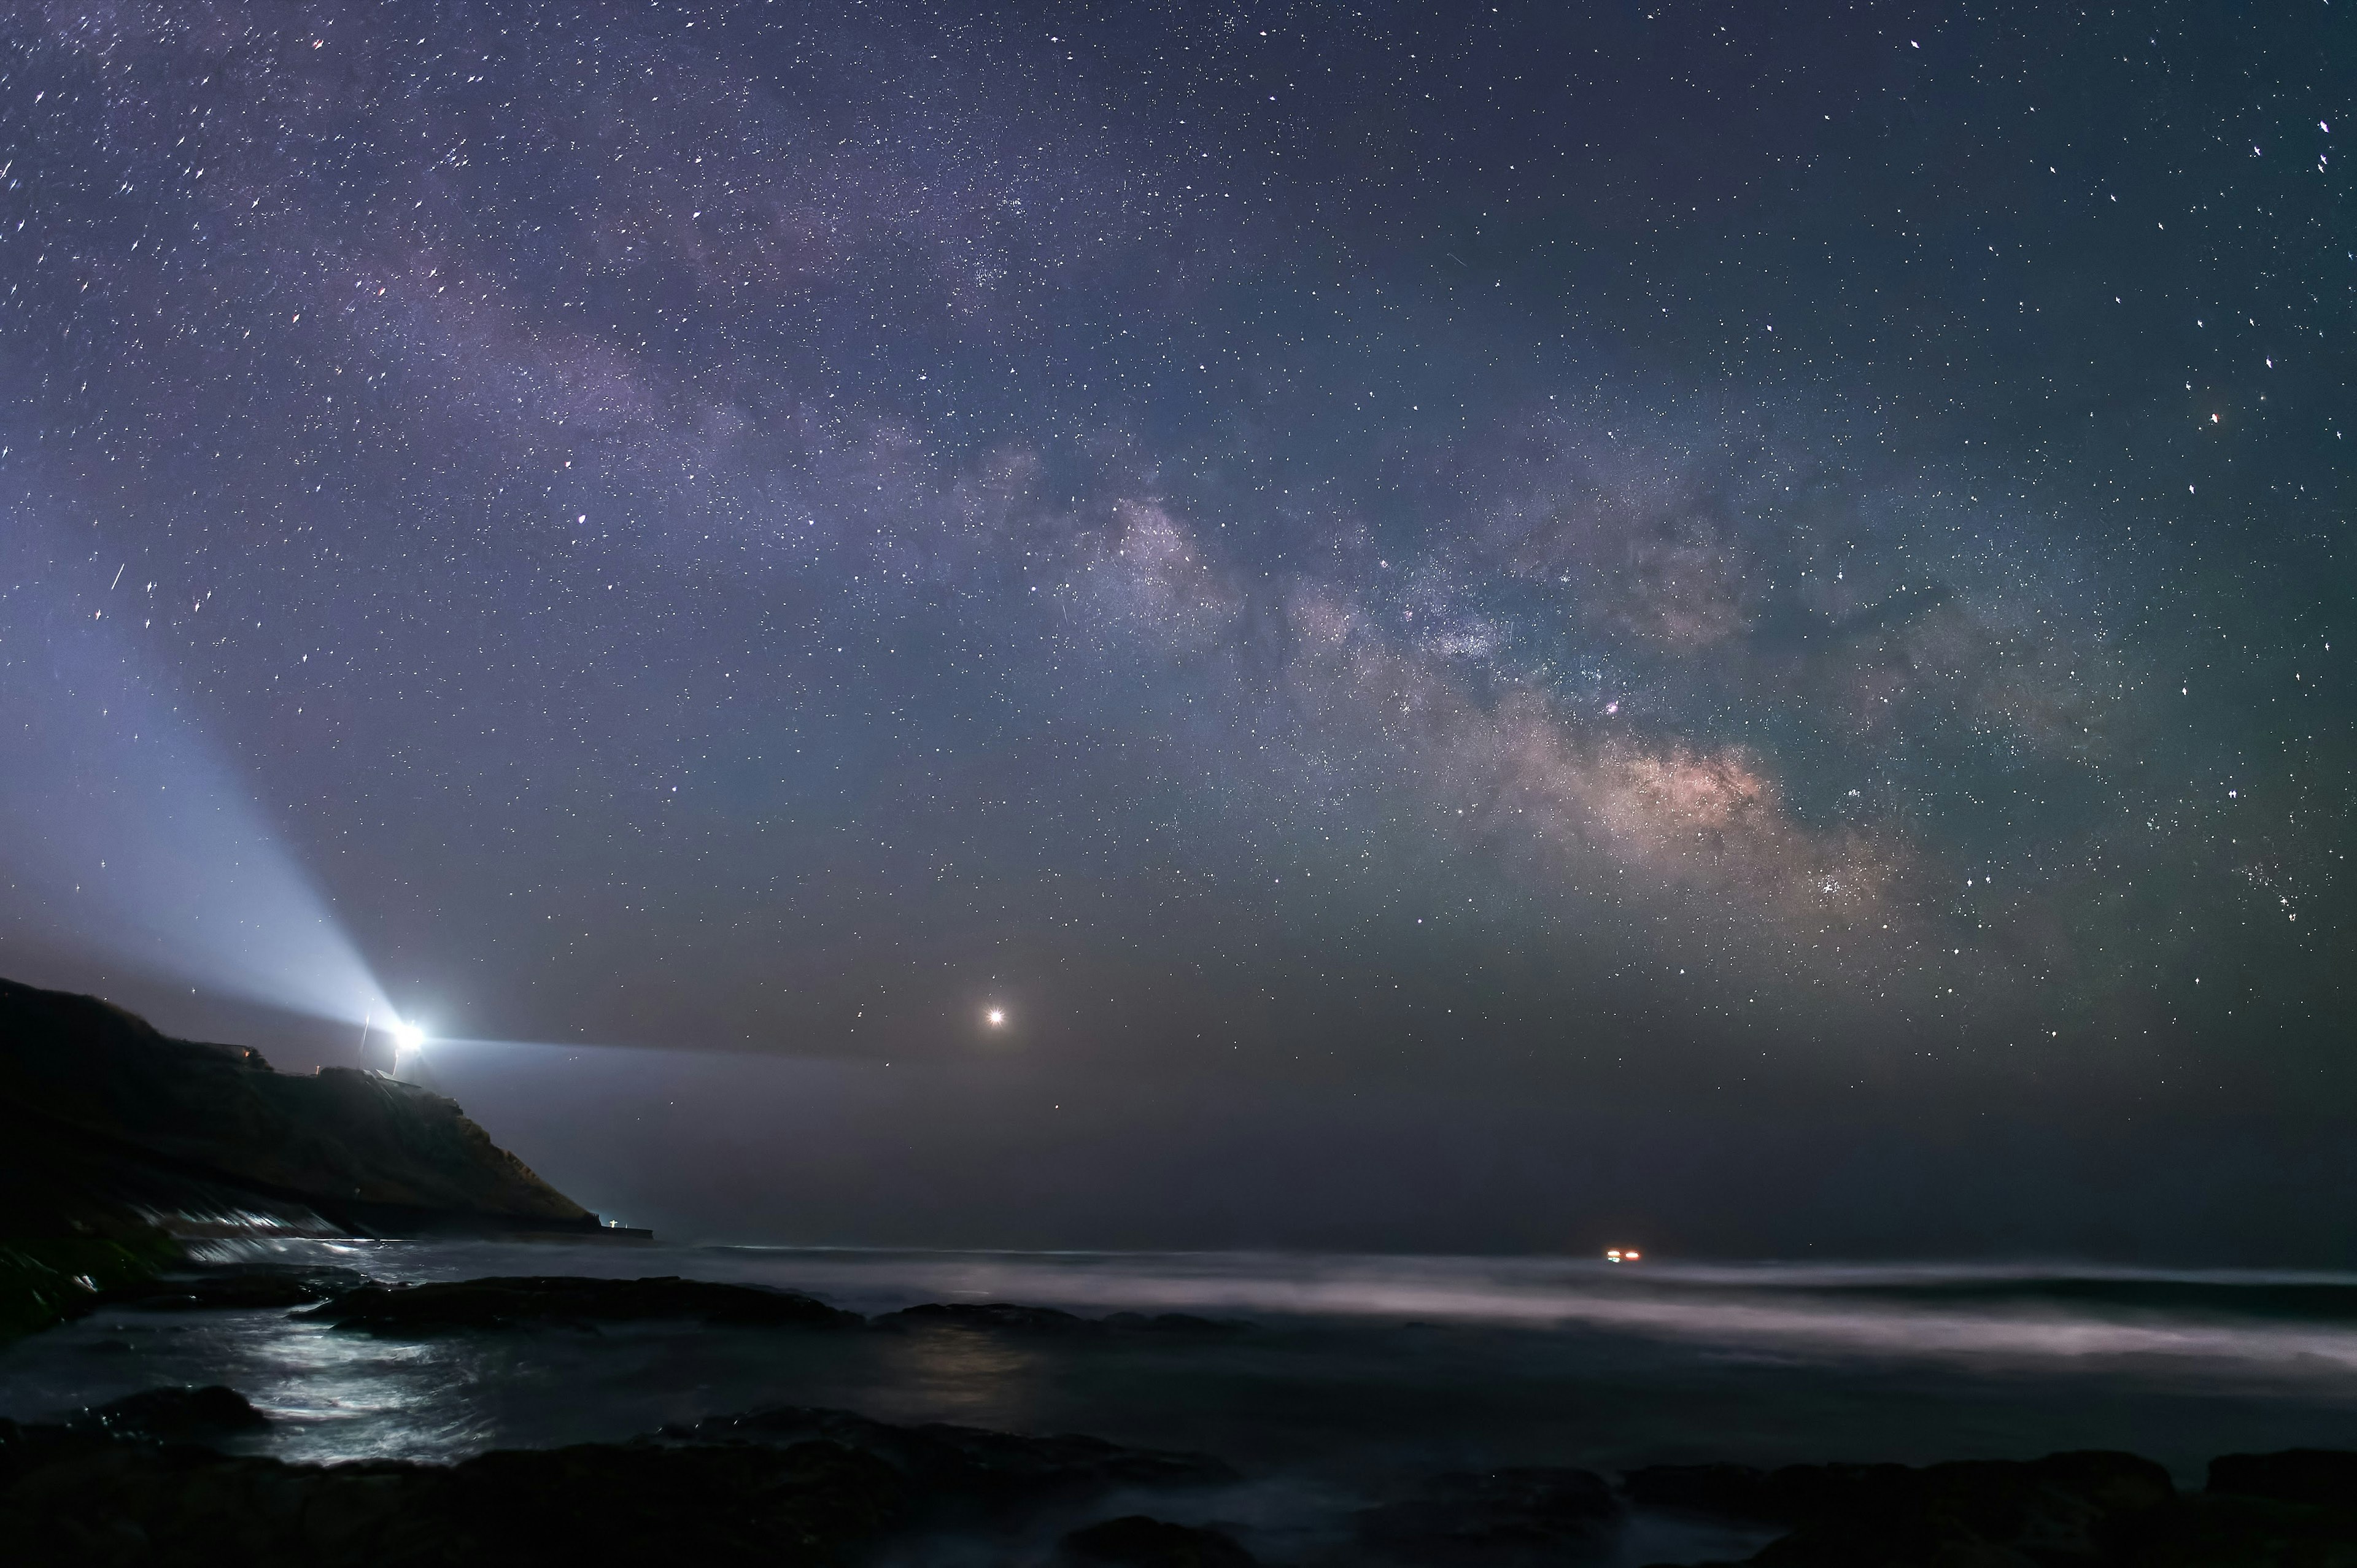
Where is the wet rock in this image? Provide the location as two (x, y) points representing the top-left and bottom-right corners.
(2119, 1489), (2357, 1568)
(91, 1265), (366, 1312)
(0, 1234), (184, 1342)
(2089, 1453), (2357, 1568)
(1665, 1452), (2356, 1568)
(873, 1301), (1104, 1334)
(1102, 1311), (1250, 1336)
(1356, 1466), (1622, 1565)
(2034, 1449), (2180, 1518)
(1778, 1452), (2169, 1564)
(872, 1302), (1250, 1337)
(1636, 1450), (2173, 1566)
(2205, 1448), (2357, 1510)
(1752, 1460), (1919, 1531)
(1622, 1463), (1790, 1523)
(454, 1439), (905, 1561)
(0, 1437), (905, 1567)
(0, 1393), (1242, 1567)
(298, 1274), (863, 1332)
(1061, 1513), (1260, 1567)
(68, 1385), (268, 1443)
(0, 1385), (268, 1497)
(662, 1405), (1239, 1510)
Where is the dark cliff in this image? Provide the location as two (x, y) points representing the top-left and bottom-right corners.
(0, 976), (599, 1242)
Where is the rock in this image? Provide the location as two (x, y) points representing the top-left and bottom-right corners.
(0, 1437), (905, 1567)
(1102, 1311), (1250, 1336)
(451, 1439), (905, 1561)
(1355, 1467), (1622, 1565)
(1752, 1460), (1918, 1531)
(67, 1385), (268, 1443)
(2118, 1489), (2357, 1568)
(0, 1385), (267, 1498)
(91, 1265), (367, 1312)
(2206, 1448), (2357, 1510)
(869, 1303), (1247, 1337)
(1622, 1463), (1790, 1523)
(2101, 1451), (2357, 1568)
(299, 1275), (864, 1332)
(1060, 1514), (1260, 1567)
(0, 975), (610, 1248)
(0, 1235), (184, 1342)
(2033, 1450), (2178, 1517)
(661, 1405), (1239, 1508)
(873, 1301), (1103, 1334)
(0, 1396), (1238, 1566)
(1693, 1451), (2175, 1567)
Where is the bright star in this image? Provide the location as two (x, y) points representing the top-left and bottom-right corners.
(985, 1008), (1006, 1028)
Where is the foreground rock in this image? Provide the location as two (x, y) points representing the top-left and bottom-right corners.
(1630, 1446), (2357, 1566)
(300, 1275), (862, 1332)
(92, 1263), (369, 1313)
(1357, 1467), (1622, 1566)
(2205, 1448), (2357, 1510)
(61, 1385), (271, 1443)
(0, 1432), (903, 1567)
(1622, 1462), (1795, 1525)
(1101, 1311), (1250, 1336)
(660, 1404), (1239, 1508)
(0, 1387), (1239, 1567)
(873, 1302), (1248, 1337)
(1060, 1514), (1261, 1566)
(873, 1300), (1101, 1334)
(11, 1383), (2357, 1568)
(0, 1237), (182, 1342)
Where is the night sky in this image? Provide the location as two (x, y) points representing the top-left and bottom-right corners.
(2, 2), (2351, 1259)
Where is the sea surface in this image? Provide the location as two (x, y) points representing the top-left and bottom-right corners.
(10, 1243), (2357, 1564)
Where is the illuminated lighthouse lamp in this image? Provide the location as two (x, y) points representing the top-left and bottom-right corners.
(357, 1011), (432, 1080)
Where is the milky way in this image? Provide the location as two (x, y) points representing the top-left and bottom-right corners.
(1, 2), (2348, 1255)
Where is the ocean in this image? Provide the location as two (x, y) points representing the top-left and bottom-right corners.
(8, 1242), (2357, 1564)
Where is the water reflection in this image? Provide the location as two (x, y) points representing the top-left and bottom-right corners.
(880, 1326), (1049, 1432)
(252, 1323), (491, 1462)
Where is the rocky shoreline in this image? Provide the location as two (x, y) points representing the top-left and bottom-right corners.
(6, 1370), (2355, 1566)
(1, 1377), (1245, 1568)
(7, 1266), (2357, 1566)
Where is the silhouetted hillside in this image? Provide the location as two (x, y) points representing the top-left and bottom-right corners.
(0, 976), (606, 1249)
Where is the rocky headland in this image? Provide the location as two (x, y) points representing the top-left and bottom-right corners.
(0, 975), (618, 1337)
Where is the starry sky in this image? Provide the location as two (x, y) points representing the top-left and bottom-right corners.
(1, 1), (2351, 1258)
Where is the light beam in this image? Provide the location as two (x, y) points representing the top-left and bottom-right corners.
(0, 517), (395, 1026)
